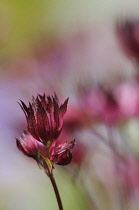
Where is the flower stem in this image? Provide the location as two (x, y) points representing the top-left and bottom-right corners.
(49, 173), (64, 210)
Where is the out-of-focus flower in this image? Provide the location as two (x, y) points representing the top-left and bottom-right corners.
(117, 20), (139, 61)
(78, 85), (124, 125)
(17, 94), (75, 175)
(19, 94), (68, 144)
(77, 80), (139, 126)
(99, 88), (124, 125)
(115, 79), (139, 118)
(72, 142), (87, 167)
(64, 104), (87, 131)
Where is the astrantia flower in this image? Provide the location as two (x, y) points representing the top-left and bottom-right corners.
(17, 94), (75, 175)
(49, 140), (75, 165)
(19, 94), (68, 144)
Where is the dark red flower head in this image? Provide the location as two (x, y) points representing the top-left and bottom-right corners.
(117, 20), (139, 61)
(49, 140), (75, 165)
(16, 131), (75, 173)
(19, 94), (68, 144)
(17, 94), (75, 175)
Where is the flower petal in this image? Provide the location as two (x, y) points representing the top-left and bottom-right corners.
(16, 131), (47, 158)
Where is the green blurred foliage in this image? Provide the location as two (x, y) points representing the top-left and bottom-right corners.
(0, 0), (96, 59)
(0, 0), (45, 58)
